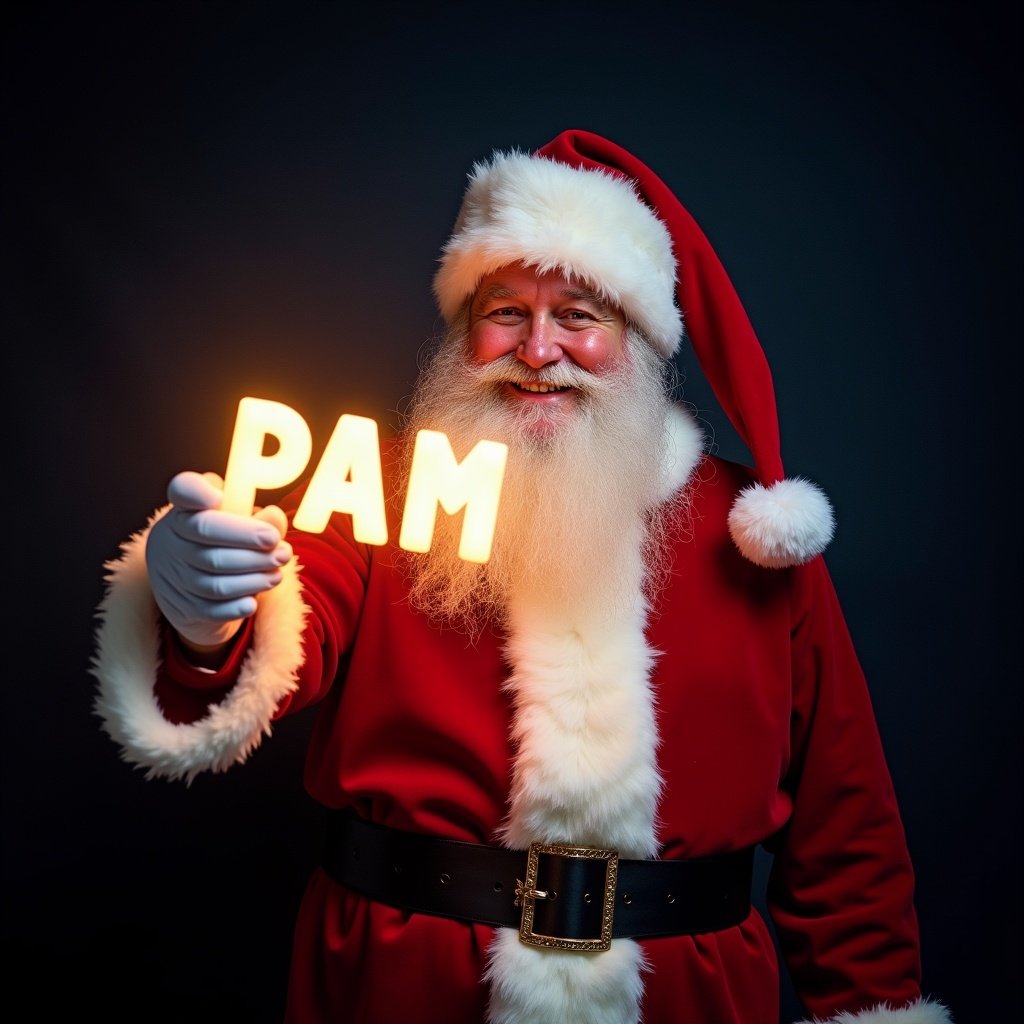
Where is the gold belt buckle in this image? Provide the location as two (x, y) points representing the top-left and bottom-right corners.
(514, 841), (619, 952)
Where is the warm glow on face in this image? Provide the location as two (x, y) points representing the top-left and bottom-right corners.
(219, 397), (507, 562)
(398, 430), (508, 564)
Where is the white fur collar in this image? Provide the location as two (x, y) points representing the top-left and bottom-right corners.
(484, 404), (701, 1024)
(660, 402), (705, 500)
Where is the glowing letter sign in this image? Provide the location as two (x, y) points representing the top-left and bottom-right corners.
(220, 397), (507, 563)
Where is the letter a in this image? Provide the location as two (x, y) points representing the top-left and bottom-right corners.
(292, 414), (388, 543)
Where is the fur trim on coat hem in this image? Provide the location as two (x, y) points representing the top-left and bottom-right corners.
(795, 997), (954, 1024)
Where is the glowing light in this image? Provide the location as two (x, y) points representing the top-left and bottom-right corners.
(219, 397), (507, 562)
(221, 397), (313, 516)
(292, 414), (388, 544)
(399, 430), (508, 564)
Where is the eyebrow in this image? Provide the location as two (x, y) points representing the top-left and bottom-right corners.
(473, 283), (614, 313)
(474, 285), (520, 307)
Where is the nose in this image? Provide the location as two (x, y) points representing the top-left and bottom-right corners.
(516, 314), (563, 369)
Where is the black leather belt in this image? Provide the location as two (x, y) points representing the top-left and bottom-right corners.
(323, 811), (753, 951)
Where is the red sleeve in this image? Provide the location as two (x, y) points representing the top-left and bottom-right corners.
(152, 480), (375, 725)
(153, 616), (256, 723)
(766, 557), (924, 1015)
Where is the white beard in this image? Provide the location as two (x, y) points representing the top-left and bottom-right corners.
(396, 317), (682, 635)
(397, 317), (691, 1024)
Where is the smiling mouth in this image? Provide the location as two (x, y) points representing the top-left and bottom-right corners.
(510, 382), (573, 394)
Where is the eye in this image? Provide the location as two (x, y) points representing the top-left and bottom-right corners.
(482, 305), (524, 323)
(558, 308), (598, 326)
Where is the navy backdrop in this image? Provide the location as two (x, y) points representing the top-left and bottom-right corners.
(4, 2), (1019, 1020)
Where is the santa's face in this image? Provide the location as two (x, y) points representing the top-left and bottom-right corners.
(399, 277), (677, 633)
(467, 263), (627, 435)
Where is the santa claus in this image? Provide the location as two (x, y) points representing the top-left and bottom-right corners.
(91, 130), (953, 1024)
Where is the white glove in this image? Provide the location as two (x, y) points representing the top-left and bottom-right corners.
(145, 471), (293, 649)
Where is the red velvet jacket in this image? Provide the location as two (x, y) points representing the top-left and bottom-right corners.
(93, 440), (944, 1023)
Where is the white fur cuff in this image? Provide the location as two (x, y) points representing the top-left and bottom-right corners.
(90, 509), (308, 782)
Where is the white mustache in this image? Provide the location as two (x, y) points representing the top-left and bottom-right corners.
(465, 353), (613, 396)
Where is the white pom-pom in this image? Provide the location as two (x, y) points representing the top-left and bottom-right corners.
(727, 477), (835, 569)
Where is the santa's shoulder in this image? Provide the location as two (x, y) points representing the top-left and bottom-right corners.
(664, 405), (834, 571)
(662, 403), (755, 507)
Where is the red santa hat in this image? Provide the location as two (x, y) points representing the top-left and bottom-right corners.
(434, 128), (834, 568)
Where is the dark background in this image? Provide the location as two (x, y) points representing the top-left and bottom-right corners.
(3, 1), (1019, 1020)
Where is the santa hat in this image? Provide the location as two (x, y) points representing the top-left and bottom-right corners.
(434, 129), (834, 569)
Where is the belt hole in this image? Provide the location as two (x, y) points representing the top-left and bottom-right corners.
(493, 882), (503, 893)
(666, 893), (676, 904)
(622, 893), (633, 906)
(583, 892), (592, 904)
(439, 873), (451, 885)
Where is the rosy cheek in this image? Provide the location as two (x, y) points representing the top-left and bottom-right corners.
(468, 325), (515, 365)
(568, 333), (617, 373)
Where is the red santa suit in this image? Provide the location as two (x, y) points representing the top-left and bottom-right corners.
(92, 408), (947, 1024)
(90, 129), (952, 1024)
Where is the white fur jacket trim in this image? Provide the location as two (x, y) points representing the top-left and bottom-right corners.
(482, 405), (705, 1024)
(485, 555), (659, 1024)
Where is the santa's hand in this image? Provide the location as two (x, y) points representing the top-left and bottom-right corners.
(145, 471), (293, 649)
